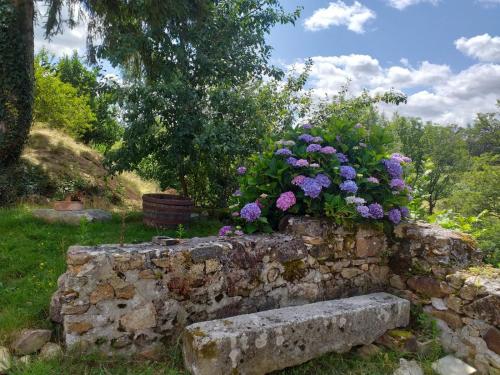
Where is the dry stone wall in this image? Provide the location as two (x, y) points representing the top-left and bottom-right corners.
(51, 216), (497, 371)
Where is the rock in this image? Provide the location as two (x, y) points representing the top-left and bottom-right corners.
(417, 339), (438, 357)
(11, 329), (52, 355)
(432, 355), (477, 375)
(407, 276), (447, 298)
(183, 293), (410, 375)
(67, 321), (93, 335)
(431, 298), (448, 311)
(0, 347), (11, 374)
(463, 295), (500, 326)
(426, 307), (464, 330)
(393, 358), (423, 375)
(89, 283), (115, 304)
(32, 209), (112, 225)
(18, 355), (31, 365)
(39, 342), (63, 360)
(341, 268), (363, 279)
(484, 328), (500, 355)
(446, 295), (463, 313)
(120, 303), (157, 332)
(355, 228), (386, 258)
(356, 344), (381, 359)
(390, 275), (407, 290)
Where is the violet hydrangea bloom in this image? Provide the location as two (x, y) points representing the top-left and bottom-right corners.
(237, 166), (246, 175)
(240, 202), (261, 222)
(368, 203), (384, 219)
(302, 123), (313, 130)
(306, 143), (322, 153)
(312, 136), (323, 143)
(339, 180), (358, 194)
(298, 134), (314, 143)
(286, 157), (298, 166)
(320, 146), (336, 154)
(340, 166), (356, 180)
(356, 205), (370, 218)
(234, 230), (244, 236)
(275, 148), (293, 156)
(218, 226), (233, 237)
(301, 177), (322, 198)
(336, 153), (349, 163)
(387, 208), (402, 224)
(390, 178), (406, 191)
(232, 189), (242, 197)
(315, 173), (331, 188)
(383, 159), (403, 179)
(400, 206), (410, 218)
(390, 153), (412, 164)
(292, 175), (306, 186)
(367, 176), (379, 184)
(276, 191), (296, 211)
(295, 159), (309, 167)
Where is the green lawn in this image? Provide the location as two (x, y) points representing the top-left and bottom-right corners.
(0, 207), (441, 374)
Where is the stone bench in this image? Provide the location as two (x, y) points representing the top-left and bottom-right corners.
(182, 292), (410, 375)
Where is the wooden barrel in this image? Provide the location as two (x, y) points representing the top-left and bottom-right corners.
(142, 194), (194, 228)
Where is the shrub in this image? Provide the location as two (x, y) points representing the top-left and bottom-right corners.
(226, 119), (412, 234)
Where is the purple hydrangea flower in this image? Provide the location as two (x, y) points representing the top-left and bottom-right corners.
(232, 189), (242, 197)
(302, 123), (313, 130)
(340, 166), (356, 180)
(237, 166), (246, 175)
(407, 194), (413, 201)
(312, 136), (323, 143)
(367, 176), (379, 184)
(388, 208), (402, 224)
(391, 153), (412, 164)
(336, 153), (349, 164)
(240, 202), (261, 222)
(383, 159), (403, 179)
(232, 211), (240, 217)
(301, 177), (322, 198)
(292, 175), (306, 186)
(356, 205), (370, 218)
(345, 196), (366, 205)
(219, 226), (233, 237)
(306, 143), (322, 153)
(234, 230), (244, 236)
(320, 146), (336, 154)
(390, 178), (406, 191)
(275, 148), (293, 156)
(315, 173), (331, 188)
(298, 134), (314, 143)
(286, 157), (298, 166)
(295, 159), (309, 167)
(368, 203), (384, 219)
(400, 206), (410, 218)
(276, 191), (296, 211)
(339, 180), (358, 194)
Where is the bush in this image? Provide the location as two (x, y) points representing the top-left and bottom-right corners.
(225, 119), (412, 234)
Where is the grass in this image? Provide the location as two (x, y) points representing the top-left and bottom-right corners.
(0, 206), (442, 374)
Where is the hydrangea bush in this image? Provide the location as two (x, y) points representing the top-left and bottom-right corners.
(223, 119), (412, 234)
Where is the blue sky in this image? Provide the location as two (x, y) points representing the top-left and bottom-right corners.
(35, 0), (500, 125)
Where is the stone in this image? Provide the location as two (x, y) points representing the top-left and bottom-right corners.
(355, 228), (385, 258)
(432, 355), (477, 375)
(341, 268), (363, 279)
(115, 284), (135, 300)
(205, 259), (222, 274)
(426, 307), (464, 330)
(39, 342), (63, 360)
(0, 347), (11, 374)
(356, 344), (381, 359)
(11, 329), (52, 355)
(67, 321), (93, 335)
(393, 358), (424, 375)
(89, 283), (114, 304)
(18, 355), (31, 365)
(32, 209), (111, 224)
(431, 298), (448, 311)
(182, 293), (410, 375)
(484, 328), (500, 355)
(152, 236), (179, 245)
(390, 275), (407, 290)
(463, 295), (500, 326)
(407, 276), (447, 298)
(446, 295), (463, 313)
(120, 303), (157, 332)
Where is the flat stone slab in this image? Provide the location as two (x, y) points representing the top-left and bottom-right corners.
(432, 355), (477, 375)
(182, 293), (410, 375)
(33, 209), (112, 225)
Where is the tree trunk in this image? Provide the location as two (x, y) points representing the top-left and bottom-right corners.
(0, 0), (34, 168)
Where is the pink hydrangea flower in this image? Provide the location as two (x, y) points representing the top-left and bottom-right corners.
(320, 146), (336, 154)
(292, 175), (306, 186)
(295, 159), (309, 167)
(276, 191), (296, 211)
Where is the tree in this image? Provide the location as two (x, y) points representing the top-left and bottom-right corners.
(465, 105), (500, 156)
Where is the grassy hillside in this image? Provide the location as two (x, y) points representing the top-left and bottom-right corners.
(21, 124), (159, 209)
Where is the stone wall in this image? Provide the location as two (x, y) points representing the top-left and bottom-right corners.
(51, 217), (497, 370)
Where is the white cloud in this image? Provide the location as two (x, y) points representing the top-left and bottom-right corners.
(304, 1), (376, 34)
(476, 0), (500, 7)
(289, 54), (500, 126)
(455, 34), (500, 63)
(387, 0), (440, 10)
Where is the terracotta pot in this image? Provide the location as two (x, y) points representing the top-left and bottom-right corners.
(142, 194), (193, 228)
(54, 200), (84, 211)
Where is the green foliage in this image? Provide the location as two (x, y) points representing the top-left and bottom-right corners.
(34, 51), (96, 139)
(232, 118), (411, 233)
(465, 106), (500, 156)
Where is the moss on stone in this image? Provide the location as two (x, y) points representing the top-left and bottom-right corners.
(282, 259), (306, 282)
(199, 340), (218, 359)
